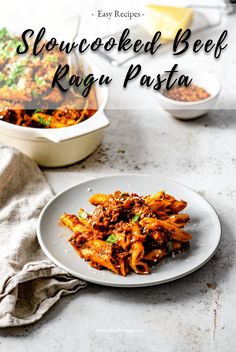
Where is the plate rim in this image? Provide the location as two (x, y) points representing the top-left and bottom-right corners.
(37, 173), (222, 287)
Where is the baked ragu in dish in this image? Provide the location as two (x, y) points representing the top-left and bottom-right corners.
(0, 28), (98, 128)
(60, 191), (192, 276)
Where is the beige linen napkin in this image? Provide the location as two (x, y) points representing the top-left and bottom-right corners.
(0, 144), (86, 327)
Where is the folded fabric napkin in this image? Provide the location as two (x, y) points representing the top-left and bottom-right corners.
(0, 144), (86, 327)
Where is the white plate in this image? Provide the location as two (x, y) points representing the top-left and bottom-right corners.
(37, 174), (221, 287)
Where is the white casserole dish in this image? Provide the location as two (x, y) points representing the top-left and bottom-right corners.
(0, 59), (109, 167)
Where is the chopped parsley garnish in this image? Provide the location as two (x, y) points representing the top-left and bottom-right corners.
(35, 76), (46, 86)
(5, 64), (24, 86)
(15, 40), (23, 50)
(106, 234), (117, 245)
(78, 210), (87, 220)
(12, 64), (24, 76)
(132, 214), (141, 223)
(5, 78), (12, 86)
(34, 109), (43, 114)
(0, 35), (22, 59)
(37, 116), (51, 127)
(0, 27), (8, 40)
(120, 192), (127, 199)
(46, 55), (58, 63)
(0, 72), (5, 82)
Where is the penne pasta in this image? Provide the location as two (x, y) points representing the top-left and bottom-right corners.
(166, 214), (190, 228)
(78, 239), (118, 274)
(143, 248), (167, 262)
(89, 193), (111, 206)
(60, 213), (89, 234)
(140, 217), (192, 242)
(60, 190), (192, 276)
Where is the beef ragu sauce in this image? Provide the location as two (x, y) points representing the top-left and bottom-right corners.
(0, 28), (98, 128)
(60, 190), (192, 276)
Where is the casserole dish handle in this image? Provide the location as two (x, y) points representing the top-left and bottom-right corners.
(35, 112), (110, 143)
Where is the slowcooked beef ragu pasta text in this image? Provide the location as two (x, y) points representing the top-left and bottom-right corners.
(0, 28), (98, 128)
(60, 190), (192, 276)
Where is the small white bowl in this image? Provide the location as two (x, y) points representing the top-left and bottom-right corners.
(157, 70), (221, 120)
